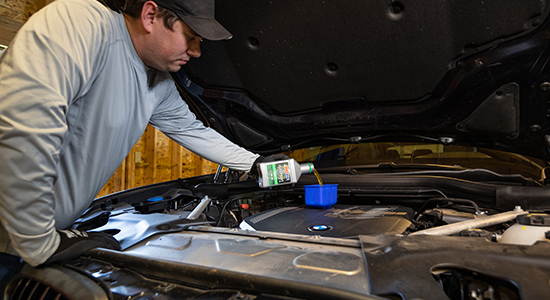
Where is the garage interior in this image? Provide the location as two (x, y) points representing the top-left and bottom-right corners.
(0, 0), (221, 198)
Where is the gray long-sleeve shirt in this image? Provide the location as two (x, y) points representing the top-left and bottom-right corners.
(0, 0), (258, 266)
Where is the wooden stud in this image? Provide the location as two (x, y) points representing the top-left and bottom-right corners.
(144, 125), (157, 185)
(113, 158), (125, 191)
(155, 131), (172, 182)
(171, 140), (182, 180)
(193, 153), (203, 177)
(126, 147), (136, 190)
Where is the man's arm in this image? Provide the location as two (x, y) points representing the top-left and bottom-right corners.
(149, 84), (259, 172)
(0, 0), (108, 266)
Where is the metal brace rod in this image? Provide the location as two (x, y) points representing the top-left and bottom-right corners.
(186, 195), (211, 220)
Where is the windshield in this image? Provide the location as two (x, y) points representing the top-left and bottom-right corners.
(287, 143), (547, 180)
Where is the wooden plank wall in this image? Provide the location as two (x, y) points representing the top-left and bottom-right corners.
(0, 0), (220, 198)
(97, 125), (220, 197)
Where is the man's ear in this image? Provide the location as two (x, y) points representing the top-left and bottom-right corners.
(141, 1), (158, 33)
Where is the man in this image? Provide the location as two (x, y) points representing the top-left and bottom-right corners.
(0, 0), (275, 288)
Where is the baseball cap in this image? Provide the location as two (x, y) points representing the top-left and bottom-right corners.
(152, 0), (232, 41)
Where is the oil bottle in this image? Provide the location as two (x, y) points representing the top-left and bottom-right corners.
(257, 158), (315, 188)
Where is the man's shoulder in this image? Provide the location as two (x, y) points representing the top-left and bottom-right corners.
(32, 0), (121, 42)
(44, 0), (116, 25)
(50, 0), (110, 9)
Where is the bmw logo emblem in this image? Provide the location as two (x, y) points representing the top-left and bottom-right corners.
(308, 224), (333, 232)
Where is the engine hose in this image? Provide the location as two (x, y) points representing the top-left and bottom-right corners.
(414, 197), (481, 222)
(216, 199), (241, 227)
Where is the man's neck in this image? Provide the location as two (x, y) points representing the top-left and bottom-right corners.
(123, 14), (147, 66)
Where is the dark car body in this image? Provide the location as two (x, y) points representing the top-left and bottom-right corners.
(6, 1), (550, 300)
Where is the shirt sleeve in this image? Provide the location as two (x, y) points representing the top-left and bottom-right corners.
(0, 0), (107, 266)
(149, 83), (260, 172)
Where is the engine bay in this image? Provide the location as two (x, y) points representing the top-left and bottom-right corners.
(79, 170), (550, 245)
(30, 169), (550, 300)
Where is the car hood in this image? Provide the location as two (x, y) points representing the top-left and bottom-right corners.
(174, 0), (550, 160)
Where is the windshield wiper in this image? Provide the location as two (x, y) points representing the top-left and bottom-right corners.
(318, 164), (535, 186)
(338, 163), (465, 174)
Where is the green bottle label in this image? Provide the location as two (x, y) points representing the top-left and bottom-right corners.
(267, 162), (291, 186)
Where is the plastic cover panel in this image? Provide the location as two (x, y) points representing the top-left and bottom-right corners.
(242, 205), (414, 238)
(185, 0), (548, 113)
(114, 229), (370, 295)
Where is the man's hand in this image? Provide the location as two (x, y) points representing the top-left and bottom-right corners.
(44, 230), (120, 265)
(250, 154), (289, 175)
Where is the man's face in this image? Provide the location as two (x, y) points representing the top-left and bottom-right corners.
(146, 18), (202, 72)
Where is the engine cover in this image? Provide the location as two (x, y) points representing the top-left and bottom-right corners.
(240, 205), (414, 238)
